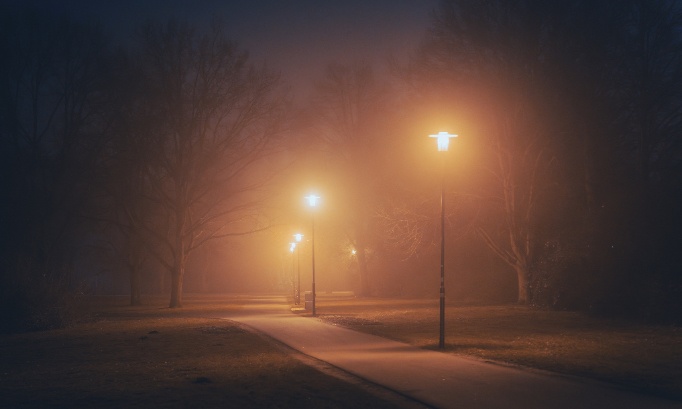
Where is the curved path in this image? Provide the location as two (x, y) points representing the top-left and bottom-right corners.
(226, 296), (680, 409)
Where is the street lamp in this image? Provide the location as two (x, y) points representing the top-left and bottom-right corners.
(305, 194), (320, 316)
(429, 131), (457, 349)
(289, 242), (296, 302)
(293, 233), (304, 305)
(430, 131), (456, 152)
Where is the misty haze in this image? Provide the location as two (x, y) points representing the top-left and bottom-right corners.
(1, 1), (681, 408)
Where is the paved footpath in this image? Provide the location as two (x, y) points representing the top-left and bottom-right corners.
(227, 297), (680, 409)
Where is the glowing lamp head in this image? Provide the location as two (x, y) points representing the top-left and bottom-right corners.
(429, 131), (458, 152)
(305, 194), (320, 207)
(351, 249), (357, 255)
(293, 233), (303, 242)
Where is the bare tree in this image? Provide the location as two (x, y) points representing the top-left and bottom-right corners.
(409, 0), (682, 313)
(97, 47), (163, 306)
(0, 10), (111, 328)
(129, 20), (287, 307)
(474, 114), (556, 304)
(415, 0), (562, 304)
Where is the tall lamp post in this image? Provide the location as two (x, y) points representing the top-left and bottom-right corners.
(305, 194), (320, 316)
(429, 131), (457, 349)
(293, 233), (304, 305)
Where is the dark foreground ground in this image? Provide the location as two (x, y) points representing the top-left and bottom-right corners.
(0, 295), (409, 409)
(1, 294), (680, 408)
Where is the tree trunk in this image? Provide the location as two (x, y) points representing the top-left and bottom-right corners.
(170, 201), (186, 308)
(477, 227), (531, 305)
(169, 260), (185, 308)
(514, 263), (529, 304)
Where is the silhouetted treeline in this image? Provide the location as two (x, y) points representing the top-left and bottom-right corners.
(1, 1), (681, 333)
(0, 9), (288, 332)
(399, 0), (682, 321)
(0, 10), (113, 331)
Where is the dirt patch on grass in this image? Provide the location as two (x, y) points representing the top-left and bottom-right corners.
(317, 299), (682, 401)
(0, 296), (421, 408)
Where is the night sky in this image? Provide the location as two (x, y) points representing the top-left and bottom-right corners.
(5, 0), (439, 99)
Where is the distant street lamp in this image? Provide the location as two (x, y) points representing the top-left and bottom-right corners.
(293, 233), (304, 305)
(289, 242), (296, 302)
(305, 194), (320, 316)
(429, 131), (457, 349)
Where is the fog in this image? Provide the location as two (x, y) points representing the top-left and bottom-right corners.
(3, 1), (682, 332)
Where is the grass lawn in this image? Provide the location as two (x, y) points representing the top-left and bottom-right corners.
(2, 294), (679, 407)
(0, 295), (416, 409)
(314, 297), (682, 401)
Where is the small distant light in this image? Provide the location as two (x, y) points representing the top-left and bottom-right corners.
(289, 242), (296, 253)
(351, 249), (357, 255)
(294, 233), (304, 242)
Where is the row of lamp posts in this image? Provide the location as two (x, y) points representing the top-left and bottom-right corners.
(288, 194), (319, 315)
(288, 132), (456, 347)
(289, 234), (304, 305)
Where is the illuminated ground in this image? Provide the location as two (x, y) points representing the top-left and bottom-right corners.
(231, 296), (680, 409)
(313, 296), (682, 400)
